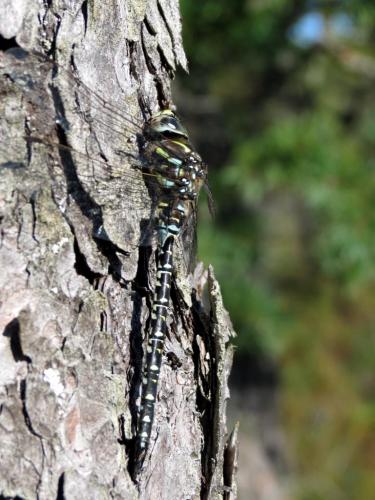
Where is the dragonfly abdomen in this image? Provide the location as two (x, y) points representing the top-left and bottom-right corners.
(134, 199), (186, 469)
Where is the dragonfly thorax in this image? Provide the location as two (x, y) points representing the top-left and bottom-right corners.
(142, 110), (207, 201)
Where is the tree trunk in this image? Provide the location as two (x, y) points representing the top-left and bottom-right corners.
(0, 1), (237, 499)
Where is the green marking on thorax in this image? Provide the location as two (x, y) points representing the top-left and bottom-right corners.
(171, 140), (191, 153)
(156, 147), (170, 158)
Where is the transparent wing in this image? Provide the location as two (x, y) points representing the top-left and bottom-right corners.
(175, 200), (199, 275)
(1, 48), (143, 139)
(0, 48), (158, 253)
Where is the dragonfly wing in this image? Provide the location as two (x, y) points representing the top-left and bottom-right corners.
(0, 48), (159, 280)
(1, 49), (143, 140)
(175, 199), (199, 276)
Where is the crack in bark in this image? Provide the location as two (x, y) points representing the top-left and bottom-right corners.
(0, 34), (19, 51)
(81, 1), (88, 35)
(191, 296), (214, 499)
(20, 380), (43, 440)
(223, 423), (239, 500)
(156, 1), (177, 66)
(24, 117), (32, 165)
(141, 20), (158, 75)
(156, 45), (175, 78)
(140, 19), (173, 108)
(72, 237), (100, 285)
(20, 380), (45, 499)
(2, 318), (32, 363)
(56, 472), (65, 500)
(0, 495), (26, 499)
(29, 193), (39, 244)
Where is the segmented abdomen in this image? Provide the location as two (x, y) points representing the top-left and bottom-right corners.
(135, 233), (173, 461)
(135, 199), (186, 470)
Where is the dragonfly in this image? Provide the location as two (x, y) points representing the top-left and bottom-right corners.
(0, 48), (210, 476)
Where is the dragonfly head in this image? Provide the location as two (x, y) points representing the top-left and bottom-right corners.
(145, 109), (189, 141)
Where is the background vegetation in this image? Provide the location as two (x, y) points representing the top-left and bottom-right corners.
(177, 1), (375, 498)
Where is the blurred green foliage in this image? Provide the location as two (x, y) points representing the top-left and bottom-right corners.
(178, 1), (375, 498)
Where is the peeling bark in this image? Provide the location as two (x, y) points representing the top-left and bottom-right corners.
(0, 1), (236, 499)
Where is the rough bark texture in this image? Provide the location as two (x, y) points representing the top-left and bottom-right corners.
(0, 1), (236, 499)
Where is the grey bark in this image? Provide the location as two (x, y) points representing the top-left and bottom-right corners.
(0, 1), (236, 499)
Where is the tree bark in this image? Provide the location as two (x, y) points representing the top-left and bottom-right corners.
(0, 1), (236, 499)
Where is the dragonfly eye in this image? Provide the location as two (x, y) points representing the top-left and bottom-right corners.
(148, 110), (189, 139)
